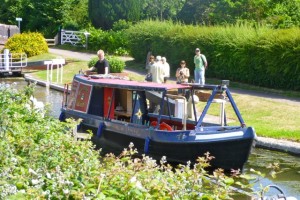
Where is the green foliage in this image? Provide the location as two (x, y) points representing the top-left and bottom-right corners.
(63, 0), (90, 30)
(112, 19), (132, 31)
(88, 0), (184, 29)
(1, 0), (300, 38)
(88, 56), (98, 68)
(106, 56), (125, 73)
(88, 0), (141, 29)
(88, 56), (125, 73)
(125, 20), (300, 91)
(3, 32), (48, 57)
(177, 0), (300, 28)
(86, 27), (129, 56)
(0, 0), (90, 37)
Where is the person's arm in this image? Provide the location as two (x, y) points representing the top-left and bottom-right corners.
(104, 59), (109, 74)
(202, 55), (208, 68)
(176, 68), (181, 78)
(84, 66), (96, 74)
(185, 68), (190, 78)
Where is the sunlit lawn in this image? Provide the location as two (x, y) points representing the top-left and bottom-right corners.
(27, 53), (300, 142)
(27, 53), (63, 62)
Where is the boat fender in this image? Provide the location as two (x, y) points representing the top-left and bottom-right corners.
(150, 121), (157, 127)
(150, 121), (173, 131)
(159, 122), (173, 131)
(144, 137), (151, 154)
(77, 123), (82, 131)
(96, 122), (104, 138)
(59, 112), (65, 122)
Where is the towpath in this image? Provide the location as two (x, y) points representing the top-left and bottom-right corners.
(46, 48), (300, 155)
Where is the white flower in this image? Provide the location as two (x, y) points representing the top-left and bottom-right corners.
(135, 181), (143, 190)
(29, 168), (38, 176)
(129, 142), (134, 149)
(31, 179), (39, 185)
(11, 157), (18, 164)
(130, 176), (137, 183)
(63, 189), (69, 194)
(46, 173), (51, 179)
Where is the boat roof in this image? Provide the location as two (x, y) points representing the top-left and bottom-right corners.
(74, 74), (191, 91)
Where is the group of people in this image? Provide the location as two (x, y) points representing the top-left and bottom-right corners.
(85, 47), (208, 86)
(146, 55), (170, 84)
(146, 47), (208, 85)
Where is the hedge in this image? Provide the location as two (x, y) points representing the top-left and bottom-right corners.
(124, 20), (300, 91)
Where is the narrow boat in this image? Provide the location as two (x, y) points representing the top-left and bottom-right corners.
(60, 74), (256, 171)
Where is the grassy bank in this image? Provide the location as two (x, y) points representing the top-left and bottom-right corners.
(26, 52), (300, 142)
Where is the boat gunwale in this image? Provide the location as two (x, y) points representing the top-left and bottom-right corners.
(74, 74), (191, 92)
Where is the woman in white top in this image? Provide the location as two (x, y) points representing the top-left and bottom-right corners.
(176, 60), (190, 83)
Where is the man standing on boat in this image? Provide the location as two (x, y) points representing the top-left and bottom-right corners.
(85, 49), (109, 74)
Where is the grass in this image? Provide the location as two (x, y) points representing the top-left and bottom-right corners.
(27, 53), (62, 62)
(26, 51), (300, 142)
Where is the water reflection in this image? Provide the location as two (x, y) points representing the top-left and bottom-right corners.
(245, 148), (300, 198)
(2, 77), (300, 198)
(0, 77), (63, 118)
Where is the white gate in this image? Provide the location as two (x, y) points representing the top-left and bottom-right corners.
(60, 30), (83, 46)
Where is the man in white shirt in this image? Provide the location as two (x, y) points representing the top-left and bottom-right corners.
(150, 56), (165, 83)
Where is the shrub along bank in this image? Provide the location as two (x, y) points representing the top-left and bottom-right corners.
(2, 32), (48, 57)
(1, 83), (264, 199)
(124, 20), (300, 91)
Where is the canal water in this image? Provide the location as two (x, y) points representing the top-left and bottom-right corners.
(2, 77), (300, 198)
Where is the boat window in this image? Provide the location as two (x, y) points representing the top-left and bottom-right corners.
(114, 89), (133, 122)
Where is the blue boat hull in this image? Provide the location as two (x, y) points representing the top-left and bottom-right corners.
(72, 117), (256, 171)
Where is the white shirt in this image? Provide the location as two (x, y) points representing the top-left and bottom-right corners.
(150, 62), (165, 83)
(162, 62), (170, 77)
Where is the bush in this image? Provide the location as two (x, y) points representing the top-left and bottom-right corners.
(85, 27), (130, 56)
(88, 56), (125, 73)
(3, 32), (48, 57)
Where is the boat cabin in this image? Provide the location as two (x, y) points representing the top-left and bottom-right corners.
(63, 75), (244, 132)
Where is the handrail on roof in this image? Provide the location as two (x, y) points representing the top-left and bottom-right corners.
(165, 94), (187, 130)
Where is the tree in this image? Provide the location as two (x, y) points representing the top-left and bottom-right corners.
(177, 0), (300, 28)
(89, 0), (143, 29)
(63, 0), (90, 30)
(0, 0), (90, 37)
(88, 0), (185, 29)
(0, 0), (24, 25)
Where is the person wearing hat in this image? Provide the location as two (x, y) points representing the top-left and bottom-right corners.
(194, 48), (208, 85)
